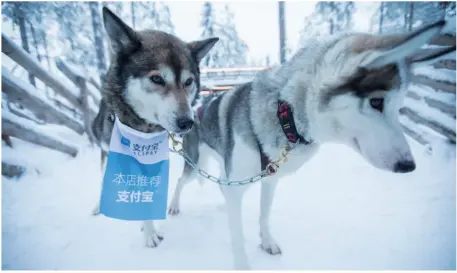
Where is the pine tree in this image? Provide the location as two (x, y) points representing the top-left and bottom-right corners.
(215, 5), (248, 67)
(315, 2), (355, 34)
(198, 4), (248, 68)
(128, 2), (155, 31)
(200, 2), (218, 67)
(52, 2), (93, 68)
(379, 2), (409, 33)
(299, 12), (326, 47)
(411, 2), (449, 27)
(157, 2), (175, 34)
(2, 2), (36, 86)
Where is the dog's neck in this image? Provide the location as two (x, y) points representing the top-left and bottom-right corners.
(270, 37), (346, 145)
(119, 117), (164, 134)
(110, 97), (165, 133)
(277, 75), (314, 143)
(250, 70), (316, 152)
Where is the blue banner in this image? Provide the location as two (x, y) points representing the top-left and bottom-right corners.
(99, 118), (169, 221)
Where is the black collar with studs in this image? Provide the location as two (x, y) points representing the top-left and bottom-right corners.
(259, 100), (313, 175)
(276, 100), (313, 145)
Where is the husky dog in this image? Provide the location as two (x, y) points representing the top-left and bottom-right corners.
(169, 21), (455, 269)
(91, 7), (219, 247)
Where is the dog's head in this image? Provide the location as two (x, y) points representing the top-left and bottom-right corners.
(102, 7), (219, 134)
(308, 21), (455, 173)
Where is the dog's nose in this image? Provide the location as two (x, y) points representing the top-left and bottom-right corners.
(176, 117), (194, 131)
(393, 160), (416, 173)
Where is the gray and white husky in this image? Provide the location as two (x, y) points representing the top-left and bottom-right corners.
(169, 21), (455, 269)
(90, 7), (219, 246)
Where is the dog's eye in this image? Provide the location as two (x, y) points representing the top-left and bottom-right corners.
(370, 98), (384, 113)
(184, 78), (193, 87)
(107, 113), (115, 122)
(150, 75), (165, 85)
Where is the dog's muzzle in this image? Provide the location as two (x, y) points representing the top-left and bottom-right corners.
(176, 117), (194, 132)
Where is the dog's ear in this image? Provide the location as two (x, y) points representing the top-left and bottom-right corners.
(408, 45), (456, 68)
(102, 7), (141, 54)
(359, 21), (446, 70)
(188, 37), (220, 63)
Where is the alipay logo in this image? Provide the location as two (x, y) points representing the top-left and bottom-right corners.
(121, 136), (130, 147)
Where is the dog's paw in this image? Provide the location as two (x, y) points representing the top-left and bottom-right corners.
(260, 242), (282, 255)
(167, 204), (180, 216)
(144, 233), (164, 248)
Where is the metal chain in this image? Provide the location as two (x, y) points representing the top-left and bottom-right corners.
(168, 133), (292, 186)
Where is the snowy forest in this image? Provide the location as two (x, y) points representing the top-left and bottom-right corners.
(2, 1), (250, 80)
(2, 2), (456, 79)
(1, 1), (456, 271)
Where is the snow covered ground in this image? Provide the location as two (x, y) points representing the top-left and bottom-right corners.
(2, 131), (456, 270)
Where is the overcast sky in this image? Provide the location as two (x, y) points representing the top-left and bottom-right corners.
(167, 1), (379, 65)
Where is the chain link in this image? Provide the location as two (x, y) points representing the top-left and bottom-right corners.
(168, 133), (292, 186)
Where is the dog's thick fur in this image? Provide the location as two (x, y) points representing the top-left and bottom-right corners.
(169, 21), (455, 269)
(91, 7), (219, 247)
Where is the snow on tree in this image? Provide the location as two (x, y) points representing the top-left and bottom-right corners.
(3, 2), (37, 86)
(298, 1), (355, 49)
(199, 3), (248, 68)
(298, 12), (327, 47)
(410, 2), (450, 28)
(315, 2), (355, 34)
(156, 2), (175, 35)
(116, 2), (174, 34)
(215, 5), (248, 67)
(199, 2), (218, 67)
(374, 2), (456, 35)
(50, 2), (99, 72)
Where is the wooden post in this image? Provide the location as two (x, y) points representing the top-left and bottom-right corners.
(54, 58), (99, 110)
(278, 1), (286, 64)
(76, 77), (96, 144)
(379, 2), (384, 33)
(55, 58), (99, 143)
(2, 135), (13, 148)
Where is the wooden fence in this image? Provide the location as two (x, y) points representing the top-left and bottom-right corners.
(400, 36), (456, 146)
(1, 33), (102, 178)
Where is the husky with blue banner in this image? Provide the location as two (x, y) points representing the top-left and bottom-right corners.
(100, 117), (170, 221)
(90, 6), (219, 248)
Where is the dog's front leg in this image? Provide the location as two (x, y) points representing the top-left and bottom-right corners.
(259, 177), (281, 255)
(142, 220), (163, 247)
(221, 185), (250, 270)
